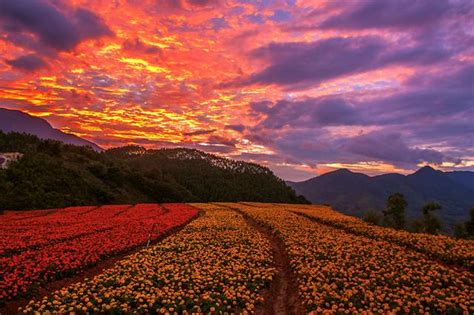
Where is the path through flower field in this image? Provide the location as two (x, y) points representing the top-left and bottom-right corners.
(1, 203), (473, 314)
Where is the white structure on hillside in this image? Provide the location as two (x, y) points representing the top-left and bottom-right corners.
(0, 152), (23, 169)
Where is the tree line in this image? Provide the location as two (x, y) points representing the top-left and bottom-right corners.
(363, 192), (474, 239)
(0, 132), (307, 211)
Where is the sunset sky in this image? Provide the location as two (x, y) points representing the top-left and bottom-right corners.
(0, 0), (473, 180)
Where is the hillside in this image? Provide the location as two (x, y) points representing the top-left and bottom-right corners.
(0, 132), (306, 210)
(0, 108), (103, 151)
(288, 167), (474, 229)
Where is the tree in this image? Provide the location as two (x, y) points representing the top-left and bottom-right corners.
(465, 208), (474, 237)
(363, 210), (381, 225)
(453, 223), (467, 239)
(0, 132), (308, 210)
(421, 202), (442, 234)
(409, 219), (424, 233)
(383, 193), (407, 230)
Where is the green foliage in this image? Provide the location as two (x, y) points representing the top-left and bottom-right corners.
(409, 219), (424, 233)
(453, 223), (468, 239)
(466, 208), (474, 237)
(422, 202), (441, 215)
(383, 193), (407, 230)
(452, 208), (474, 239)
(0, 131), (307, 210)
(362, 210), (381, 225)
(420, 202), (442, 234)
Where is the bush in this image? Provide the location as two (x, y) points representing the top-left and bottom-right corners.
(363, 210), (381, 225)
(383, 193), (407, 230)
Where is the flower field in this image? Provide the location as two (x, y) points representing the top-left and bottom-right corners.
(232, 203), (474, 313)
(0, 203), (198, 303)
(1, 202), (473, 314)
(244, 202), (474, 270)
(22, 204), (275, 314)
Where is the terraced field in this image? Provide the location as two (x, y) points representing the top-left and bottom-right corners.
(1, 203), (473, 314)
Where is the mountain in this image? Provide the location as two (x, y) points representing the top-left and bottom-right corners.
(289, 166), (474, 229)
(0, 132), (307, 210)
(0, 108), (102, 151)
(446, 171), (474, 191)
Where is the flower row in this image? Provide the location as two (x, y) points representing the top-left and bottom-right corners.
(235, 203), (474, 314)
(22, 204), (275, 314)
(0, 204), (198, 303)
(246, 202), (474, 270)
(0, 205), (132, 255)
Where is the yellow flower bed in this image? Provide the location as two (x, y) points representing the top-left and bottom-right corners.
(21, 204), (275, 314)
(235, 203), (474, 314)
(259, 202), (474, 270)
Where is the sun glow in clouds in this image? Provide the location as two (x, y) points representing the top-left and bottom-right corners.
(0, 0), (472, 180)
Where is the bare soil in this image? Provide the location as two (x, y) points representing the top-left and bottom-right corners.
(217, 204), (306, 315)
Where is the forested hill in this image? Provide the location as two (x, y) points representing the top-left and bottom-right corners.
(288, 167), (474, 229)
(0, 132), (307, 210)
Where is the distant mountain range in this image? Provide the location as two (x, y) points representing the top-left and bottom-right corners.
(288, 167), (474, 229)
(0, 108), (102, 151)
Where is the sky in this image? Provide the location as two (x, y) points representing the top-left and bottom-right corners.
(0, 0), (473, 181)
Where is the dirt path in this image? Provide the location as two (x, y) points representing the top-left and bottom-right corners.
(216, 204), (305, 315)
(0, 208), (201, 315)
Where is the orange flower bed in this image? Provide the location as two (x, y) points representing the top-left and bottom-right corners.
(272, 203), (474, 270)
(22, 204), (275, 314)
(235, 203), (473, 313)
(0, 204), (198, 303)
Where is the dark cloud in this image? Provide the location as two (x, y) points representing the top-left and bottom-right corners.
(246, 63), (473, 169)
(239, 152), (283, 163)
(74, 8), (113, 40)
(155, 0), (184, 11)
(0, 0), (80, 51)
(209, 17), (228, 31)
(251, 97), (363, 129)
(94, 136), (237, 154)
(365, 64), (474, 123)
(5, 54), (47, 71)
(410, 118), (474, 156)
(183, 129), (216, 136)
(406, 63), (474, 89)
(0, 28), (56, 56)
(245, 14), (264, 24)
(0, 0), (112, 53)
(225, 124), (246, 132)
(92, 75), (115, 87)
(239, 36), (454, 88)
(208, 135), (237, 147)
(187, 0), (218, 6)
(381, 43), (452, 66)
(269, 9), (292, 23)
(156, 0), (220, 11)
(319, 0), (450, 30)
(344, 132), (444, 165)
(246, 37), (384, 87)
(249, 127), (448, 169)
(122, 38), (162, 54)
(259, 128), (350, 162)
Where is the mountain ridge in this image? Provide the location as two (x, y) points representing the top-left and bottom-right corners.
(288, 166), (474, 230)
(0, 108), (103, 151)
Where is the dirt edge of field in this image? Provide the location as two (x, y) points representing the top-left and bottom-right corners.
(0, 207), (202, 315)
(216, 203), (306, 315)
